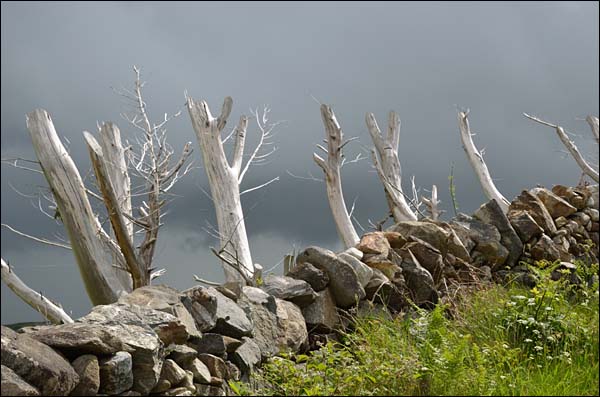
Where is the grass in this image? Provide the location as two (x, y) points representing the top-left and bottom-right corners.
(231, 259), (599, 396)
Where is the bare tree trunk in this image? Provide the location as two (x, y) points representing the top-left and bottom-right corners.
(586, 115), (599, 144)
(26, 109), (130, 305)
(98, 123), (133, 241)
(366, 112), (418, 222)
(1, 258), (73, 324)
(85, 131), (147, 289)
(186, 97), (254, 282)
(422, 185), (442, 221)
(314, 105), (359, 248)
(458, 111), (510, 212)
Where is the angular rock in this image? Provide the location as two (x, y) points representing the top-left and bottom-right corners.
(531, 187), (578, 218)
(180, 369), (195, 390)
(586, 208), (599, 223)
(119, 284), (201, 340)
(189, 333), (241, 357)
(181, 287), (218, 332)
(167, 344), (197, 368)
(450, 214), (508, 269)
(296, 246), (365, 308)
(70, 354), (100, 396)
(363, 253), (403, 280)
(383, 231), (407, 249)
(474, 199), (524, 268)
(159, 359), (187, 387)
(357, 232), (390, 256)
(338, 252), (373, 287)
(162, 386), (194, 396)
(236, 287), (280, 359)
(394, 250), (438, 308)
(186, 358), (211, 384)
(260, 275), (317, 308)
(398, 220), (472, 262)
(509, 190), (557, 235)
(184, 287), (253, 339)
(342, 247), (364, 260)
(552, 185), (590, 210)
(99, 351), (133, 395)
(275, 299), (309, 353)
(197, 354), (228, 380)
(571, 211), (591, 226)
(225, 362), (241, 382)
(77, 304), (164, 394)
(403, 237), (444, 285)
(509, 210), (544, 243)
(286, 262), (329, 292)
(555, 216), (569, 229)
(364, 268), (391, 299)
(1, 365), (40, 396)
(1, 326), (79, 396)
(531, 234), (561, 262)
(231, 337), (261, 375)
(302, 288), (340, 332)
(150, 379), (171, 394)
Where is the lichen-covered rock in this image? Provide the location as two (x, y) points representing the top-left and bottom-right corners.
(184, 287), (252, 339)
(357, 232), (390, 256)
(286, 262), (329, 292)
(383, 231), (407, 249)
(197, 354), (228, 380)
(99, 351), (133, 395)
(70, 354), (100, 396)
(474, 199), (523, 268)
(159, 359), (187, 387)
(531, 234), (561, 262)
(531, 187), (578, 218)
(450, 214), (508, 269)
(509, 190), (557, 235)
(275, 299), (308, 352)
(1, 365), (40, 396)
(296, 246), (365, 308)
(119, 284), (201, 340)
(1, 326), (79, 396)
(260, 275), (317, 308)
(166, 344), (197, 368)
(551, 185), (590, 210)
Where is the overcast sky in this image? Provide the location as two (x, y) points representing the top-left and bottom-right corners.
(1, 1), (598, 324)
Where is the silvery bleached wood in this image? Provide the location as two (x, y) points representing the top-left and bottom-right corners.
(366, 111), (418, 222)
(85, 131), (147, 289)
(313, 105), (360, 248)
(98, 122), (133, 242)
(458, 111), (510, 213)
(186, 96), (255, 282)
(524, 113), (599, 183)
(1, 257), (74, 324)
(26, 109), (131, 304)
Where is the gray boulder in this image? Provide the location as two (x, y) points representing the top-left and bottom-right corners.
(338, 253), (373, 288)
(70, 354), (100, 396)
(98, 351), (133, 395)
(286, 262), (329, 292)
(508, 210), (544, 243)
(296, 246), (365, 308)
(260, 275), (317, 308)
(394, 250), (438, 308)
(509, 190), (557, 235)
(231, 337), (262, 376)
(1, 365), (40, 396)
(1, 326), (79, 396)
(301, 288), (340, 332)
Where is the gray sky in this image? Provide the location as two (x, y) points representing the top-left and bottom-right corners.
(1, 1), (598, 324)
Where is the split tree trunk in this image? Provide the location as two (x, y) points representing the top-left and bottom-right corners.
(186, 97), (254, 282)
(26, 109), (131, 305)
(1, 258), (74, 324)
(458, 111), (510, 213)
(366, 111), (418, 222)
(314, 105), (360, 248)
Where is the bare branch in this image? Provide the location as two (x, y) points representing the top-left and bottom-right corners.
(240, 176), (280, 196)
(1, 223), (72, 250)
(585, 115), (599, 144)
(1, 258), (73, 324)
(524, 112), (599, 183)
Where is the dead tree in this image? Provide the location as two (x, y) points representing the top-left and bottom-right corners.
(3, 67), (191, 311)
(524, 113), (599, 183)
(458, 110), (510, 212)
(313, 104), (360, 248)
(186, 96), (278, 283)
(366, 111), (418, 222)
(1, 258), (73, 324)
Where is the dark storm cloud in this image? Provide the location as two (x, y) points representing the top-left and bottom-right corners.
(1, 1), (598, 323)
